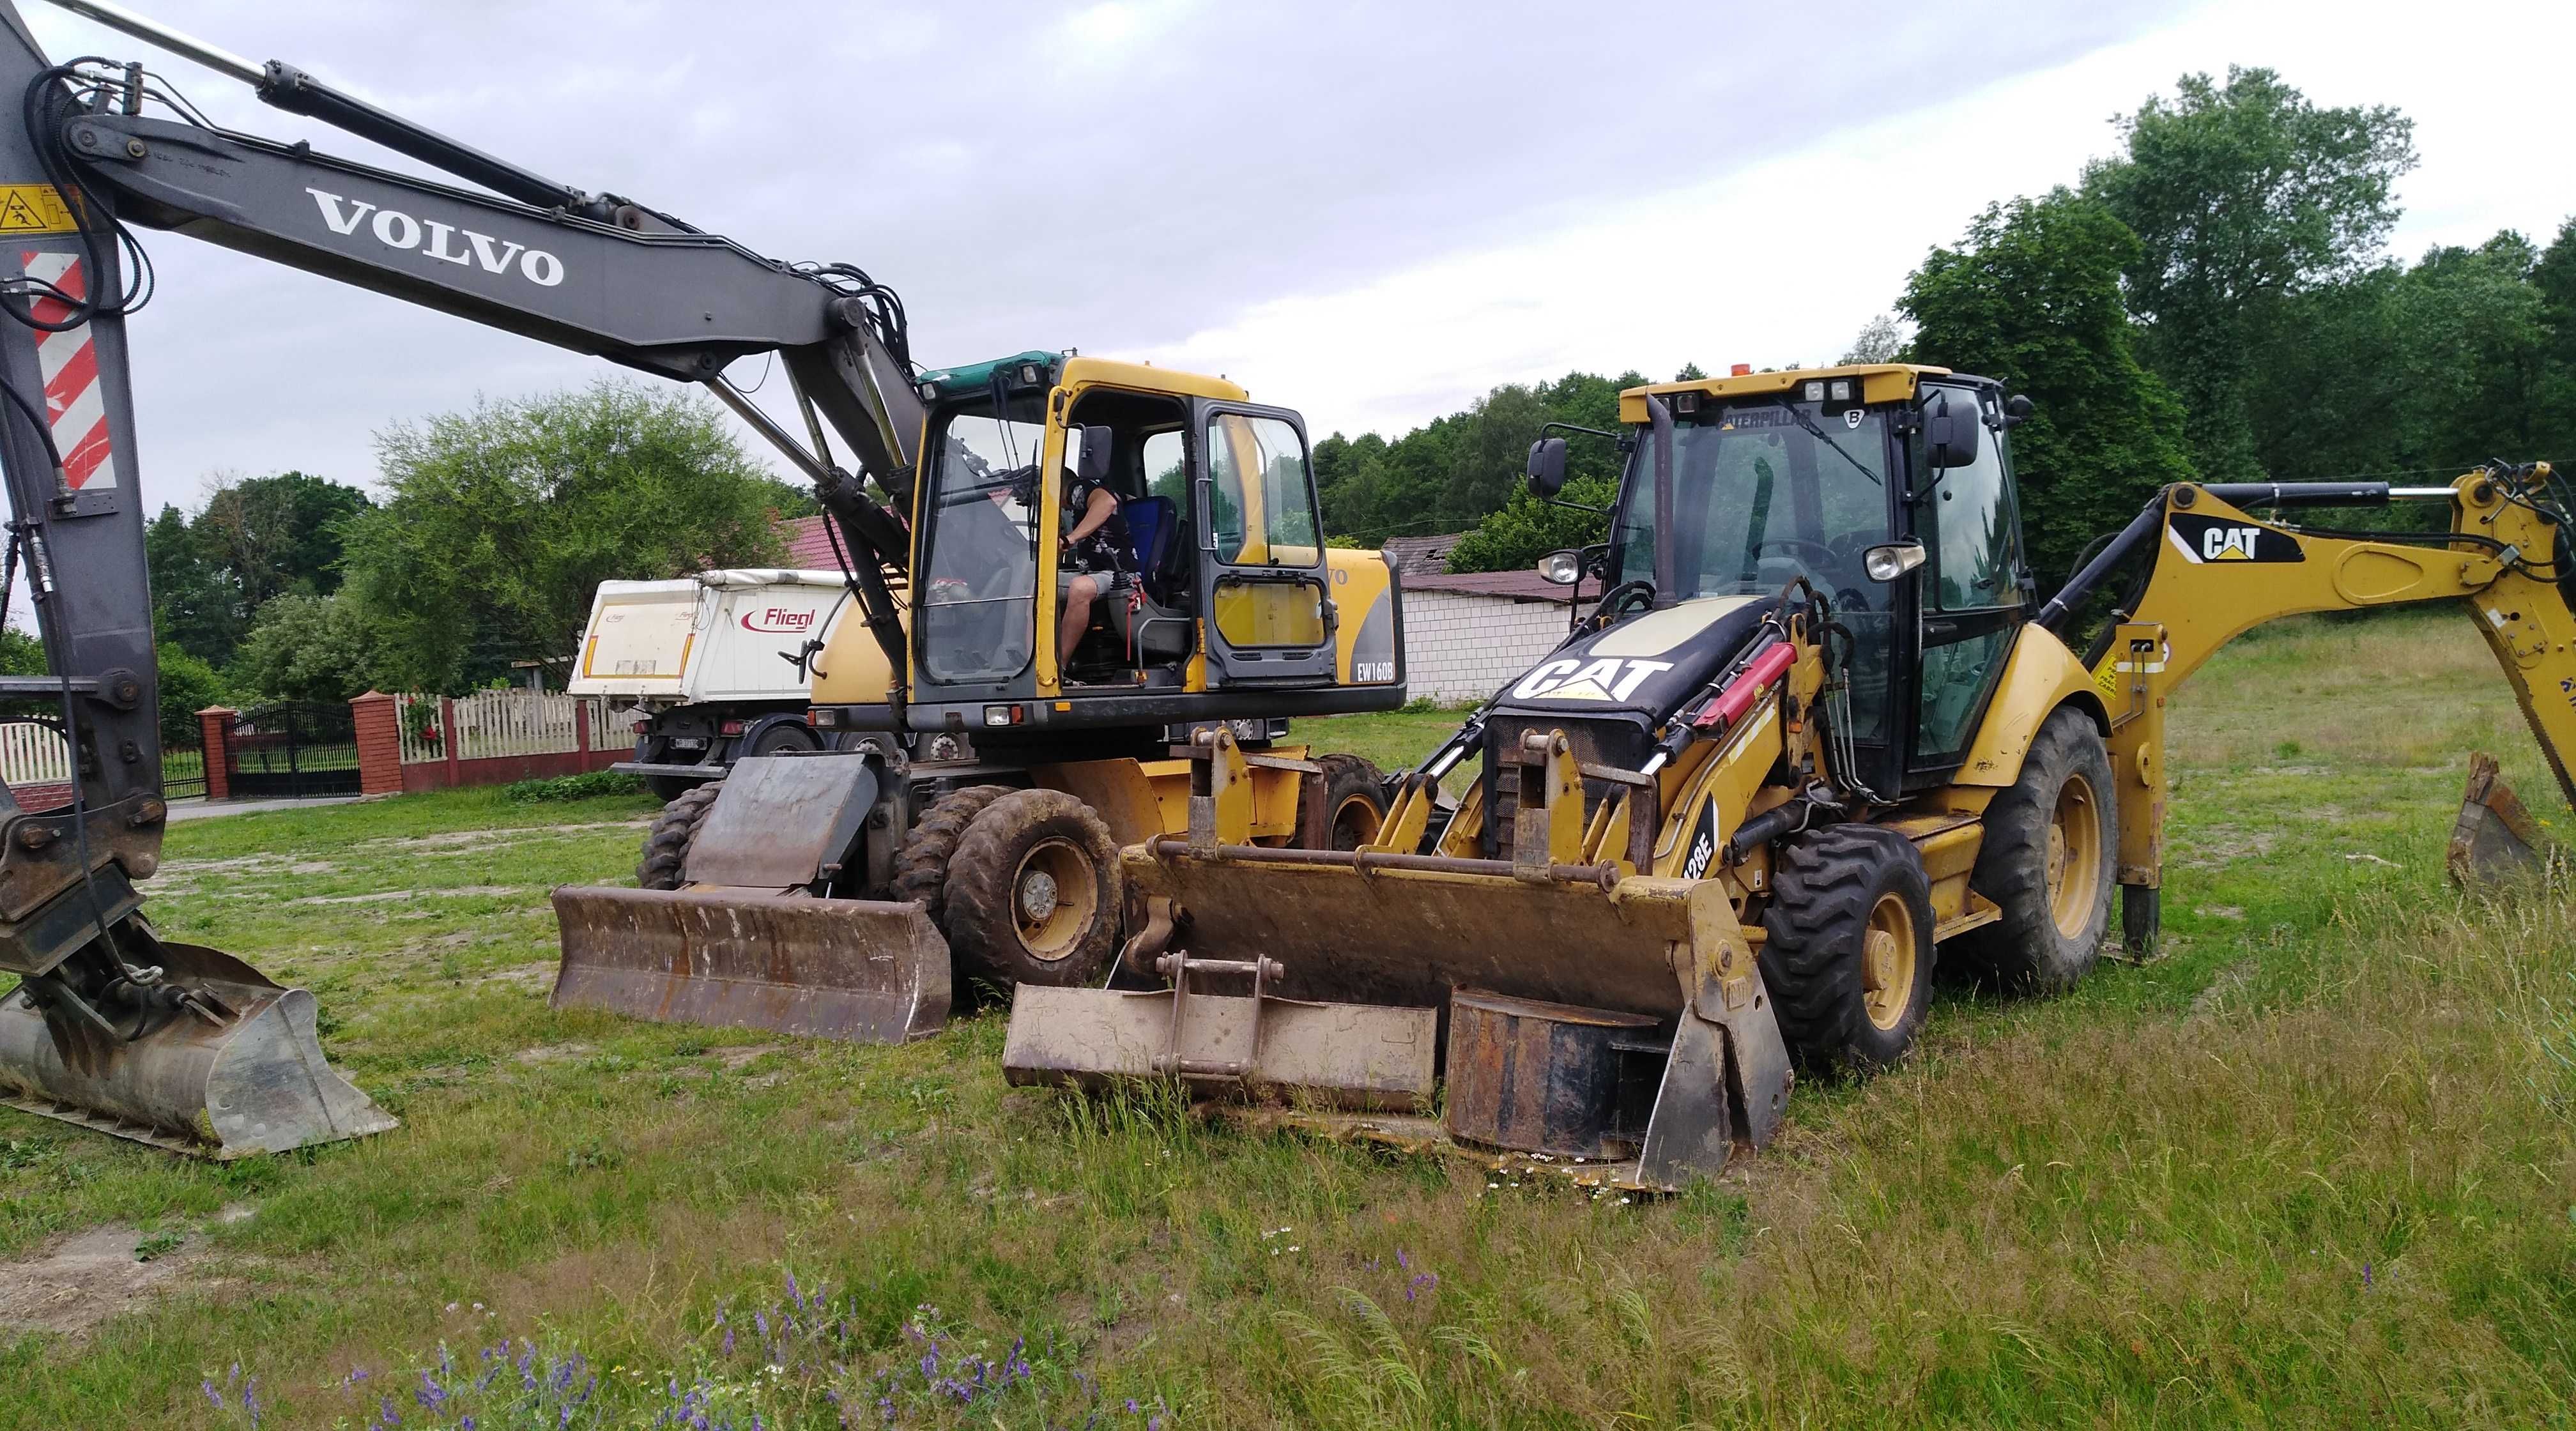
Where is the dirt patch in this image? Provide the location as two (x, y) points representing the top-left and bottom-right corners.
(0, 1210), (246, 1336)
(357, 821), (648, 853)
(2179, 827), (2279, 869)
(289, 885), (526, 906)
(2189, 961), (2257, 1020)
(514, 1041), (596, 1065)
(479, 962), (558, 991)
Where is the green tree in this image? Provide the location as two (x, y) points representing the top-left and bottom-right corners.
(146, 502), (243, 665)
(1446, 475), (1618, 574)
(341, 381), (788, 692)
(196, 471), (374, 608)
(229, 593), (382, 704)
(0, 625), (40, 675)
(2527, 215), (2576, 464)
(1902, 190), (2196, 585)
(153, 643), (228, 746)
(2085, 67), (2416, 480)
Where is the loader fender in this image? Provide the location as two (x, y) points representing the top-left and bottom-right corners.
(1949, 625), (2109, 789)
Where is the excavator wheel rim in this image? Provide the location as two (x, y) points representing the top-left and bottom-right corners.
(2048, 772), (2103, 939)
(1328, 791), (1384, 851)
(1861, 891), (1917, 1031)
(1011, 835), (1098, 964)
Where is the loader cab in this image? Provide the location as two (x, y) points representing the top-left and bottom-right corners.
(1600, 365), (2030, 796)
(903, 353), (1358, 726)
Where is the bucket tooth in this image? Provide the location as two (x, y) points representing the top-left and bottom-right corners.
(549, 884), (951, 1043)
(0, 941), (395, 1159)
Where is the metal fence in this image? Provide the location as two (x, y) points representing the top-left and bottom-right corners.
(230, 701), (361, 799)
(394, 689), (611, 765)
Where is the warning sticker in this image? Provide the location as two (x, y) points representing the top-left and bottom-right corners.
(0, 185), (76, 234)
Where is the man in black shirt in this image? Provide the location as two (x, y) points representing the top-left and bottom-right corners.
(1054, 469), (1135, 669)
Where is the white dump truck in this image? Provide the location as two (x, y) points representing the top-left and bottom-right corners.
(568, 569), (853, 799)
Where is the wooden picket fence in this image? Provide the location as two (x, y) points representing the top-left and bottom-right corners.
(394, 689), (611, 764)
(0, 719), (68, 787)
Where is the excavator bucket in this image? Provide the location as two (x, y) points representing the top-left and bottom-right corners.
(1005, 832), (1795, 1188)
(2450, 751), (2549, 885)
(0, 936), (396, 1159)
(549, 754), (951, 1042)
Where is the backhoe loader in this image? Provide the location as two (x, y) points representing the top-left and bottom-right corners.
(0, 0), (1402, 1154)
(1006, 362), (2576, 1190)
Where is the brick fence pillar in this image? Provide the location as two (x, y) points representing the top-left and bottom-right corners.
(197, 707), (235, 801)
(352, 691), (403, 796)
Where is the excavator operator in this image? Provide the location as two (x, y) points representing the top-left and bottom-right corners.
(1052, 466), (1136, 669)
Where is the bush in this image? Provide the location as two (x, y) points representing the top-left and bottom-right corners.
(503, 770), (647, 804)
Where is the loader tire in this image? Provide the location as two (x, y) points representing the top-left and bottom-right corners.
(636, 782), (724, 890)
(888, 784), (1017, 918)
(943, 790), (1123, 992)
(1758, 823), (1935, 1075)
(1955, 707), (2117, 994)
(1296, 753), (1388, 850)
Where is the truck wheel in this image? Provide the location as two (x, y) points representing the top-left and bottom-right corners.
(943, 790), (1122, 991)
(636, 783), (724, 890)
(887, 784), (1016, 918)
(1295, 753), (1388, 850)
(1758, 823), (1936, 1074)
(1956, 707), (2117, 993)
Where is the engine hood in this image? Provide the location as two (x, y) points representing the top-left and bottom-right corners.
(1490, 595), (1777, 726)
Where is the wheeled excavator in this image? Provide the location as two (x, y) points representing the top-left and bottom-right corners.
(0, 0), (1402, 1157)
(1006, 362), (2576, 1190)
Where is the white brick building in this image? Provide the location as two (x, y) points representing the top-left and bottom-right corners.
(1397, 569), (1598, 703)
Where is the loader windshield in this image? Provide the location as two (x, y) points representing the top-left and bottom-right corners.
(1611, 399), (1897, 744)
(917, 409), (1044, 683)
(1611, 401), (1893, 602)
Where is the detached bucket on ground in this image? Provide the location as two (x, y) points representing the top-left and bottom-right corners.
(549, 885), (950, 1043)
(0, 938), (395, 1159)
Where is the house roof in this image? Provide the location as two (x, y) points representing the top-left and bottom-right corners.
(1382, 532), (1467, 577)
(1403, 569), (1599, 604)
(779, 514), (838, 569)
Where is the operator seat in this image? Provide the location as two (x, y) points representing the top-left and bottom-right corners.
(1121, 496), (1187, 606)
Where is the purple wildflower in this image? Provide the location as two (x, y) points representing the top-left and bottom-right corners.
(203, 1380), (222, 1410)
(2364, 1260), (2374, 1289)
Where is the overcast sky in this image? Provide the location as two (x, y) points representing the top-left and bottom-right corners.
(19, 0), (2576, 519)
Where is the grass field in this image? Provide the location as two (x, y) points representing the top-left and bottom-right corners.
(1, 609), (2573, 1428)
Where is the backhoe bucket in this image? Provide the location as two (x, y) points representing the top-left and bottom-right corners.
(549, 885), (951, 1043)
(1006, 839), (1794, 1186)
(2450, 751), (2549, 885)
(0, 940), (396, 1159)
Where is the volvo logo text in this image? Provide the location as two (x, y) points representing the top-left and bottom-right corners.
(307, 188), (564, 287)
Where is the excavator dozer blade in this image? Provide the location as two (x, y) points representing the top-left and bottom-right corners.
(1006, 843), (1793, 1186)
(2450, 751), (2549, 885)
(549, 885), (951, 1043)
(0, 941), (396, 1159)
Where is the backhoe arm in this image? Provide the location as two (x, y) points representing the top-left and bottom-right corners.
(2041, 466), (2576, 898)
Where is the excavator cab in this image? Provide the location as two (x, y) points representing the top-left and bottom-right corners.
(896, 353), (1370, 707)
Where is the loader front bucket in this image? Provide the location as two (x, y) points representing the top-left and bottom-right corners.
(0, 939), (396, 1159)
(2450, 751), (2549, 885)
(549, 885), (950, 1043)
(1005, 839), (1794, 1186)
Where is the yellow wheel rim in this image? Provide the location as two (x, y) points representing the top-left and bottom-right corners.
(2046, 771), (2103, 938)
(1329, 792), (1383, 852)
(1010, 836), (1096, 963)
(1862, 891), (1917, 1031)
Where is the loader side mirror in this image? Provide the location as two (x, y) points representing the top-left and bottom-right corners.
(1536, 549), (1583, 585)
(1923, 391), (1982, 470)
(1526, 437), (1568, 498)
(2003, 393), (2034, 427)
(1863, 540), (1927, 582)
(1075, 424), (1113, 486)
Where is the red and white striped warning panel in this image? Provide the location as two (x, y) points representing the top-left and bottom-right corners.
(19, 249), (114, 491)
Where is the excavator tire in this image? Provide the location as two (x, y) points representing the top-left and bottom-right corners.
(636, 783), (724, 890)
(1759, 823), (1935, 1074)
(1296, 753), (1389, 850)
(889, 784), (1017, 914)
(944, 789), (1122, 993)
(1956, 706), (2117, 993)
